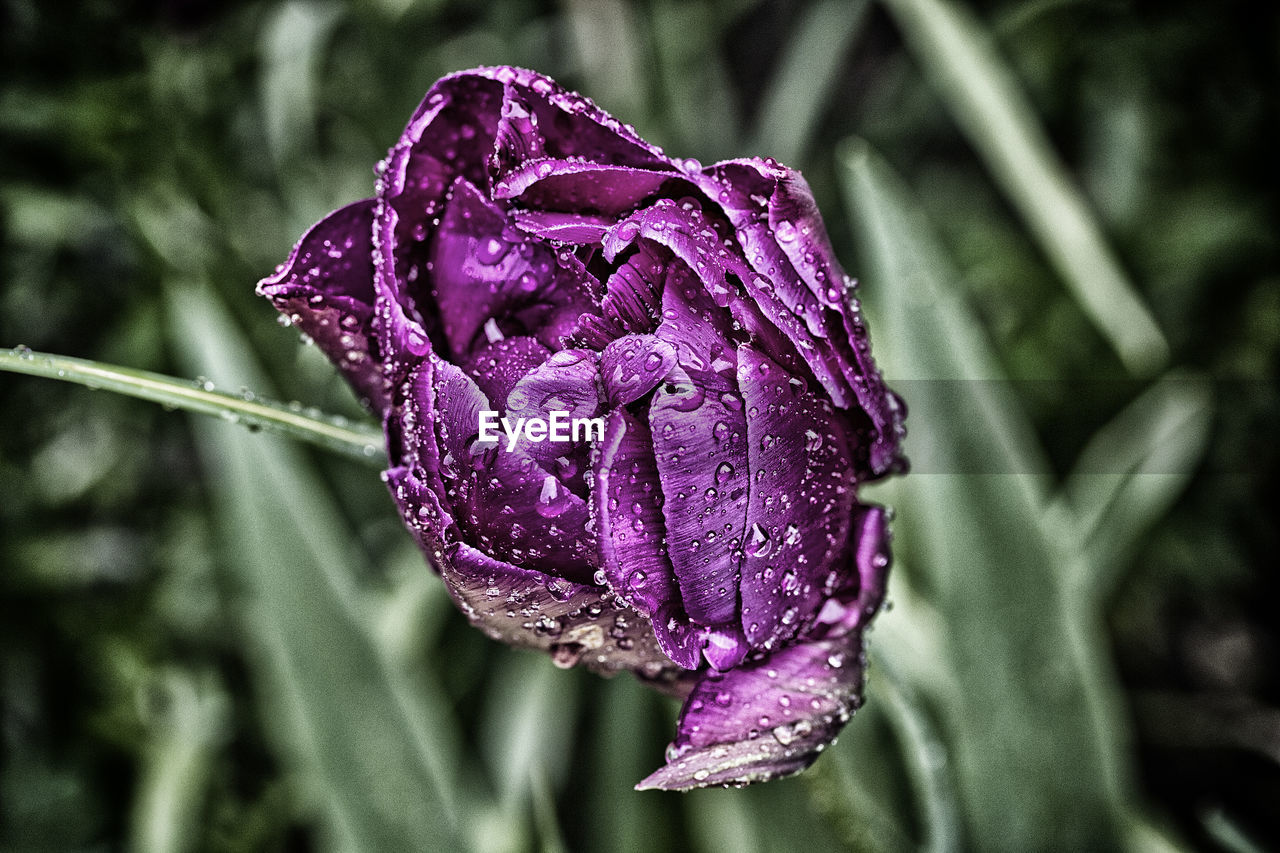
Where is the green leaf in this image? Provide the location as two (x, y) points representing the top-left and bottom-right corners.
(748, 0), (871, 167)
(1054, 374), (1213, 600)
(841, 139), (1123, 848)
(165, 283), (464, 852)
(876, 0), (1169, 375)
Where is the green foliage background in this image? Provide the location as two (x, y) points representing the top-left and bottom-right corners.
(1, 0), (1276, 850)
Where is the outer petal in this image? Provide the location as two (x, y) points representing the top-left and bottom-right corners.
(811, 504), (893, 638)
(736, 344), (856, 650)
(636, 631), (868, 790)
(256, 200), (387, 411)
(442, 540), (682, 679)
(591, 409), (701, 669)
(373, 73), (504, 381)
(697, 159), (907, 477)
(479, 68), (674, 177)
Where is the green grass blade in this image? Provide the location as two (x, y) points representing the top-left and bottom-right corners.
(748, 0), (870, 166)
(876, 0), (1169, 375)
(166, 284), (464, 852)
(1055, 374), (1213, 600)
(841, 139), (1123, 848)
(0, 346), (384, 465)
(870, 648), (962, 853)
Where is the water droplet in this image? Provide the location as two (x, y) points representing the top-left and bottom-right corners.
(550, 642), (584, 669)
(775, 221), (797, 243)
(714, 462), (734, 485)
(747, 523), (771, 557)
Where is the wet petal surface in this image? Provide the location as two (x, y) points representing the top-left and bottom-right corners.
(256, 199), (386, 410)
(638, 632), (867, 790)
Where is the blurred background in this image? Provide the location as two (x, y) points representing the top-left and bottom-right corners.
(1, 0), (1276, 850)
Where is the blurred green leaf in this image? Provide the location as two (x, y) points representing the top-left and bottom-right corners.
(748, 0), (870, 168)
(870, 648), (961, 853)
(1054, 375), (1214, 600)
(841, 138), (1123, 848)
(128, 670), (228, 853)
(876, 0), (1169, 375)
(166, 284), (464, 852)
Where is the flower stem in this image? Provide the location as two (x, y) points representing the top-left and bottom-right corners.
(1, 346), (385, 465)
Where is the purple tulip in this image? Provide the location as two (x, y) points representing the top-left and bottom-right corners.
(257, 66), (906, 790)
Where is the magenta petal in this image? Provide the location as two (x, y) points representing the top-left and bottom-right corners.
(442, 540), (679, 676)
(601, 243), (669, 335)
(513, 209), (613, 245)
(373, 73), (505, 382)
(736, 344), (856, 650)
(591, 409), (701, 669)
(649, 365), (749, 631)
(812, 504), (893, 638)
(699, 159), (906, 477)
(503, 348), (603, 475)
(463, 336), (551, 410)
(475, 66), (673, 172)
(431, 357), (597, 580)
(636, 633), (867, 790)
(600, 334), (677, 407)
(496, 159), (676, 216)
(256, 200), (387, 411)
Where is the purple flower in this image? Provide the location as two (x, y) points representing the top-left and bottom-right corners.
(257, 66), (906, 790)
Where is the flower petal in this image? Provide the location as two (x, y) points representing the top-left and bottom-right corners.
(462, 335), (551, 411)
(648, 267), (751, 638)
(373, 73), (504, 381)
(503, 348), (602, 487)
(479, 67), (673, 176)
(599, 334), (678, 407)
(430, 178), (599, 358)
(442, 540), (680, 677)
(636, 632), (867, 790)
(736, 344), (856, 650)
(496, 158), (677, 217)
(698, 159), (907, 477)
(431, 356), (597, 580)
(811, 504), (893, 638)
(256, 199), (387, 411)
(512, 209), (613, 245)
(591, 409), (701, 669)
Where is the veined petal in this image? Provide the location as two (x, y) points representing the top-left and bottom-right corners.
(431, 357), (597, 580)
(442, 540), (679, 676)
(697, 159), (906, 477)
(599, 334), (677, 407)
(591, 409), (701, 669)
(636, 632), (867, 790)
(257, 199), (387, 411)
(496, 158), (677, 217)
(736, 344), (856, 650)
